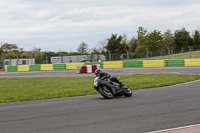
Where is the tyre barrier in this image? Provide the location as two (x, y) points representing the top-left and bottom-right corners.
(77, 64), (100, 73)
(66, 63), (84, 70)
(5, 58), (200, 72)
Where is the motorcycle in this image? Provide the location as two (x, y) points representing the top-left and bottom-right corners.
(93, 76), (132, 99)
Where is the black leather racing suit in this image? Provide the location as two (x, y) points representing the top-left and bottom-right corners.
(99, 72), (120, 83)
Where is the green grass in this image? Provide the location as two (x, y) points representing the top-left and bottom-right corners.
(125, 50), (200, 61)
(0, 74), (200, 103)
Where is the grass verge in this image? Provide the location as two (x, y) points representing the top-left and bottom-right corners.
(0, 74), (200, 103)
(124, 50), (200, 61)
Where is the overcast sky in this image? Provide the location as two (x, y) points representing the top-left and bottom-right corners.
(0, 0), (200, 52)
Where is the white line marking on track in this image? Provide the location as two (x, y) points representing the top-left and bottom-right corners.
(147, 124), (200, 133)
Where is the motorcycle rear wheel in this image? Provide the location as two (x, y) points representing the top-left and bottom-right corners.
(98, 86), (113, 99)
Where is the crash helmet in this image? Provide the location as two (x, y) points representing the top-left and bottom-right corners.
(95, 69), (102, 76)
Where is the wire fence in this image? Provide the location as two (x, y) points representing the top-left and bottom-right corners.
(103, 48), (200, 61)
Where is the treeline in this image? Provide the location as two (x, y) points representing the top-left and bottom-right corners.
(102, 27), (200, 56)
(0, 27), (200, 63)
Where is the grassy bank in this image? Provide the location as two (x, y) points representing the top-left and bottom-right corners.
(0, 74), (200, 103)
(125, 50), (200, 61)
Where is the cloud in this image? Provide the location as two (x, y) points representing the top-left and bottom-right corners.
(0, 0), (200, 51)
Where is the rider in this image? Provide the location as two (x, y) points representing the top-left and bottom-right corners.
(95, 69), (124, 86)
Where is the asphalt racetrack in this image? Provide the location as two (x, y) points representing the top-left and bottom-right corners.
(0, 67), (200, 133)
(1, 66), (200, 78)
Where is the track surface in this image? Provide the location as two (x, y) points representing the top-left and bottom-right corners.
(0, 80), (200, 133)
(0, 67), (200, 133)
(1, 66), (200, 78)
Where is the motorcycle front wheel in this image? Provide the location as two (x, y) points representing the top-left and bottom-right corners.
(123, 88), (132, 97)
(98, 86), (113, 99)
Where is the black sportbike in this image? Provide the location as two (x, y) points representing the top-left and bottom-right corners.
(93, 76), (132, 99)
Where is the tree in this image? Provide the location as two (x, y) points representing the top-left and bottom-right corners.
(134, 45), (148, 58)
(162, 29), (175, 50)
(91, 39), (107, 54)
(174, 28), (191, 51)
(77, 42), (89, 54)
(90, 48), (100, 54)
(128, 37), (138, 52)
(193, 30), (200, 49)
(1, 43), (19, 53)
(147, 30), (163, 53)
(105, 34), (124, 53)
(135, 27), (149, 55)
(0, 43), (21, 58)
(137, 27), (149, 46)
(188, 36), (193, 48)
(0, 46), (2, 55)
(31, 48), (44, 64)
(121, 33), (129, 50)
(98, 39), (107, 54)
(20, 51), (34, 58)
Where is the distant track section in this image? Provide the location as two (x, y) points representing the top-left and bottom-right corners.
(1, 67), (200, 78)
